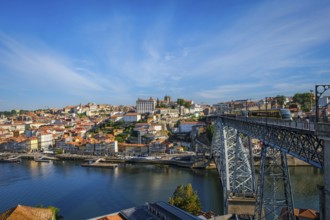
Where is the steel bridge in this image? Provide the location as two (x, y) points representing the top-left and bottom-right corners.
(210, 115), (328, 220)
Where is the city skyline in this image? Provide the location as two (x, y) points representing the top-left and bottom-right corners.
(0, 0), (330, 111)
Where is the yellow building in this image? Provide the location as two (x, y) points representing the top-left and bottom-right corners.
(26, 137), (39, 152)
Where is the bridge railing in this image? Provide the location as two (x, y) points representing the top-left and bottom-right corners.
(221, 116), (315, 131)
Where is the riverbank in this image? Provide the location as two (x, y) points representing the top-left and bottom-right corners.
(64, 153), (311, 167)
(1, 152), (310, 168)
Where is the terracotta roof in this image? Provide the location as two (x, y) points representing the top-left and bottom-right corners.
(295, 208), (319, 219)
(0, 205), (53, 220)
(96, 213), (124, 220)
(125, 113), (140, 116)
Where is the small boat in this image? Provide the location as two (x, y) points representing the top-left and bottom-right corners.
(34, 157), (50, 162)
(81, 162), (118, 168)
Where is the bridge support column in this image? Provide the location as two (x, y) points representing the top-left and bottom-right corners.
(212, 120), (256, 216)
(255, 145), (295, 220)
(316, 123), (330, 220)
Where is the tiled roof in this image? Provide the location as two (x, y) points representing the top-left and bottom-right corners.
(125, 113), (140, 116)
(295, 208), (319, 219)
(96, 213), (124, 220)
(0, 205), (53, 220)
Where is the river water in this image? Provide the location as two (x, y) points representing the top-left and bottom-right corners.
(0, 160), (323, 219)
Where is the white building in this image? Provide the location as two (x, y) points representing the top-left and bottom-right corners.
(150, 124), (162, 132)
(38, 132), (53, 151)
(189, 103), (203, 113)
(123, 113), (141, 122)
(136, 97), (156, 114)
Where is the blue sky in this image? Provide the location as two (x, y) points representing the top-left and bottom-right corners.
(0, 0), (330, 110)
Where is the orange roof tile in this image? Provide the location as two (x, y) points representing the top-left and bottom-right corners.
(298, 208), (318, 219)
(0, 205), (53, 220)
(96, 213), (124, 220)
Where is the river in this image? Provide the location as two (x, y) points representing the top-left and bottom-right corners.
(0, 160), (323, 219)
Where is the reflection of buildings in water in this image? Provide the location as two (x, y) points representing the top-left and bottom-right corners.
(113, 165), (119, 179)
(191, 168), (210, 176)
(28, 160), (52, 177)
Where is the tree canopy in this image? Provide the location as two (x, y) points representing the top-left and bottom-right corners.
(275, 95), (285, 107)
(177, 98), (185, 106)
(168, 183), (202, 215)
(177, 98), (192, 109)
(293, 92), (313, 112)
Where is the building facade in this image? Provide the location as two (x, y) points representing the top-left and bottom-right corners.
(123, 113), (141, 122)
(136, 97), (156, 114)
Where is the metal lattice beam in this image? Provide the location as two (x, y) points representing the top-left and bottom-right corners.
(220, 117), (324, 168)
(255, 145), (295, 220)
(212, 119), (255, 214)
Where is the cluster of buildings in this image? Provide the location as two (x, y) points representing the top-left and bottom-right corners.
(0, 104), (112, 154)
(0, 97), (210, 156)
(213, 95), (330, 120)
(2, 94), (328, 156)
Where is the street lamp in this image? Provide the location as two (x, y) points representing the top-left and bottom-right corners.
(315, 85), (330, 123)
(310, 90), (314, 113)
(265, 97), (268, 124)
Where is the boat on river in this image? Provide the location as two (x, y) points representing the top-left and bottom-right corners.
(34, 157), (50, 162)
(81, 159), (118, 168)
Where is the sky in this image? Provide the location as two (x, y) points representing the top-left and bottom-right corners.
(0, 0), (330, 110)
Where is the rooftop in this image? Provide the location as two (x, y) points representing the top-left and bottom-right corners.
(0, 204), (53, 220)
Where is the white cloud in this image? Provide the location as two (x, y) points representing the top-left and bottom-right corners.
(0, 34), (106, 96)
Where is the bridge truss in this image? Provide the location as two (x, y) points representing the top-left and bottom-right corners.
(212, 120), (255, 214)
(211, 117), (324, 219)
(220, 117), (324, 168)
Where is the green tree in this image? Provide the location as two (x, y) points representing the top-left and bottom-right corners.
(168, 183), (202, 215)
(184, 101), (192, 109)
(115, 134), (126, 143)
(177, 98), (185, 106)
(36, 205), (62, 219)
(156, 98), (160, 108)
(275, 95), (285, 107)
(11, 109), (17, 116)
(293, 92), (313, 112)
(49, 206), (61, 220)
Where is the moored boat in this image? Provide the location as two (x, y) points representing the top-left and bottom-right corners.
(34, 157), (50, 162)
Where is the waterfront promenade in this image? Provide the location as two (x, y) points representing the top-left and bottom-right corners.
(0, 152), (208, 168)
(1, 152), (310, 168)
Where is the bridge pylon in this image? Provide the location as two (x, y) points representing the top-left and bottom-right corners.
(255, 145), (295, 220)
(212, 119), (256, 215)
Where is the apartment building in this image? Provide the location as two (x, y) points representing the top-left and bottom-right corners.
(123, 113), (141, 122)
(136, 97), (156, 114)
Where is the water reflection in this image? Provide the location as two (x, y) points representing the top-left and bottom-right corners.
(0, 161), (322, 219)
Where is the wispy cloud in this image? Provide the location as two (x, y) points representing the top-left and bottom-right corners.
(0, 34), (105, 96)
(1, 1), (329, 110)
(197, 83), (265, 100)
(185, 1), (330, 101)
